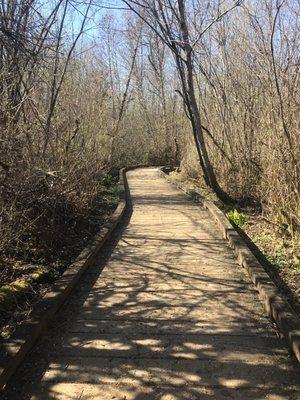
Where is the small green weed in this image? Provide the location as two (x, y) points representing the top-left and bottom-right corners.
(227, 209), (247, 229)
(102, 174), (114, 187)
(0, 279), (32, 312)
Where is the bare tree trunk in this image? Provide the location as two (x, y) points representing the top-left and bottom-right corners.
(122, 0), (235, 203)
(108, 25), (141, 166)
(43, 0), (92, 158)
(176, 0), (233, 203)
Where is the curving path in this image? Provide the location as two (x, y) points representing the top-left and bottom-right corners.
(3, 168), (299, 399)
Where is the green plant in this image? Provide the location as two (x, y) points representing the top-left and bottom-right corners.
(102, 174), (114, 188)
(227, 209), (247, 229)
(0, 279), (32, 313)
(29, 266), (57, 283)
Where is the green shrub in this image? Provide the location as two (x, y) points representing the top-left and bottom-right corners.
(29, 266), (57, 283)
(0, 279), (32, 312)
(102, 174), (114, 187)
(227, 209), (247, 229)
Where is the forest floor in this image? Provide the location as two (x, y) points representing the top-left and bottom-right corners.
(166, 170), (300, 316)
(0, 179), (119, 340)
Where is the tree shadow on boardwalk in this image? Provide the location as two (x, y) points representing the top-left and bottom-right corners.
(2, 190), (299, 400)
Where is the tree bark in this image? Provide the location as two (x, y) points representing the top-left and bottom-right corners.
(177, 0), (233, 203)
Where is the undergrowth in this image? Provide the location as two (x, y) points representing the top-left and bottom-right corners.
(0, 173), (119, 337)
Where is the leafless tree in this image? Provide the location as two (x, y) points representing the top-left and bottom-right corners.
(121, 0), (242, 202)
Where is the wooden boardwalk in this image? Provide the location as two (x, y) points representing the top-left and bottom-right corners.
(3, 168), (299, 399)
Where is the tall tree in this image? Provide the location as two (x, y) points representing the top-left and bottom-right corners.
(121, 0), (241, 203)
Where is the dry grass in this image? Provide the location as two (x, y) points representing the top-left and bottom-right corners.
(245, 216), (300, 312)
(0, 176), (119, 339)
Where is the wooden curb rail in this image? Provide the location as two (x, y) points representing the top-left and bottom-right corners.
(159, 167), (300, 363)
(0, 167), (131, 390)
